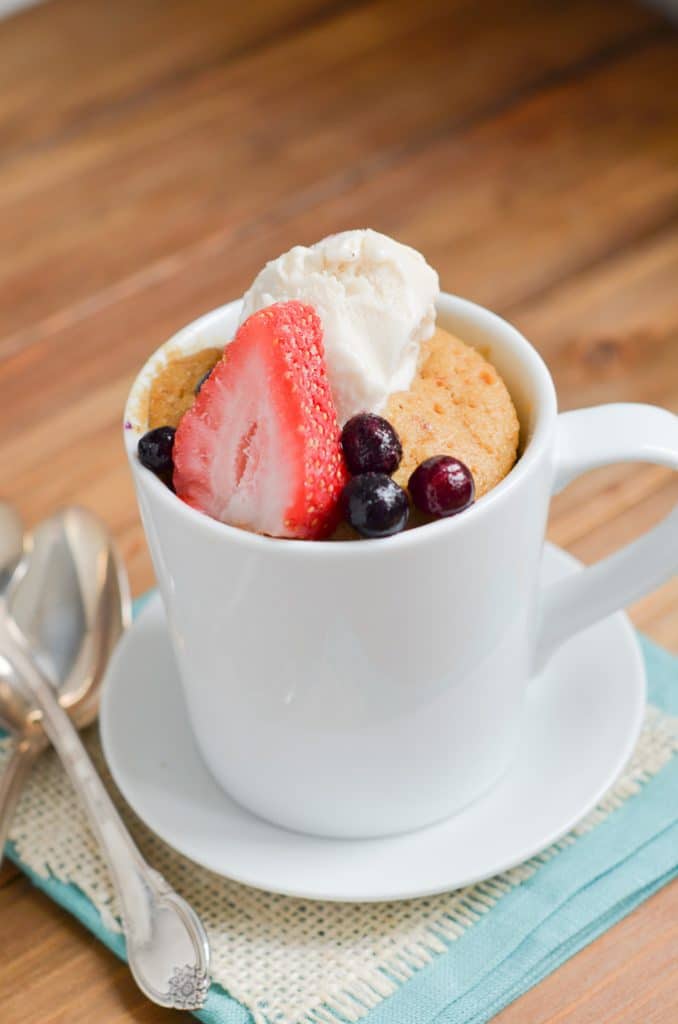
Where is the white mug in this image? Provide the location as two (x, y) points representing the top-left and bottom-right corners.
(124, 294), (678, 838)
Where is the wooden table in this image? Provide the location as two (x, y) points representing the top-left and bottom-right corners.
(1, 0), (677, 1020)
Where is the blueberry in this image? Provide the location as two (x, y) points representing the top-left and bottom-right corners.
(341, 413), (403, 475)
(138, 426), (176, 476)
(408, 455), (475, 518)
(341, 473), (409, 538)
(194, 368), (213, 395)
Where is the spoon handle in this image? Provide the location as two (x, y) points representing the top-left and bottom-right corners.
(0, 623), (210, 1010)
(0, 741), (41, 869)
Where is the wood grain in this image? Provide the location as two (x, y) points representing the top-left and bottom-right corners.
(0, 0), (676, 1021)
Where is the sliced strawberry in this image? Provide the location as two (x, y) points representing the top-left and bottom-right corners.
(173, 301), (349, 539)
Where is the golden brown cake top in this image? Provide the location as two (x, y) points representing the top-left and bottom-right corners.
(148, 348), (222, 430)
(386, 327), (519, 500)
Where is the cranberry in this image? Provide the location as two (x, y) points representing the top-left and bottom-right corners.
(408, 456), (475, 518)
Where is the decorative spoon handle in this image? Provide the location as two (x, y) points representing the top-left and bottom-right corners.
(0, 741), (42, 870)
(0, 621), (210, 1010)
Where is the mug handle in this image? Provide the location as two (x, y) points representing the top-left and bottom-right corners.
(535, 403), (678, 671)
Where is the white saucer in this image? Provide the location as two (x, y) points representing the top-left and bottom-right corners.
(100, 544), (646, 902)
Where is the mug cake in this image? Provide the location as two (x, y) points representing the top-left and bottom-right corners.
(133, 230), (519, 540)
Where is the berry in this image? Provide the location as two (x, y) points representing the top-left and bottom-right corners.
(194, 368), (213, 394)
(138, 426), (176, 476)
(173, 301), (349, 539)
(341, 413), (403, 475)
(341, 473), (409, 538)
(408, 456), (475, 518)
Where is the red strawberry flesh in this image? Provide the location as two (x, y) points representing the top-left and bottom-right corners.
(173, 301), (349, 539)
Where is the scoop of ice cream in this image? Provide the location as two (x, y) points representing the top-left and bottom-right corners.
(239, 229), (439, 423)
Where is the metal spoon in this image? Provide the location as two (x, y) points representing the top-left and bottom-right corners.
(0, 508), (210, 1009)
(0, 501), (29, 863)
(0, 506), (130, 868)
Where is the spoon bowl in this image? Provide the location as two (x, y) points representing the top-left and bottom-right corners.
(0, 505), (131, 868)
(0, 502), (28, 740)
(4, 506), (131, 729)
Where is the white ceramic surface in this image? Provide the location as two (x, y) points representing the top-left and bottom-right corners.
(124, 293), (678, 838)
(100, 544), (646, 902)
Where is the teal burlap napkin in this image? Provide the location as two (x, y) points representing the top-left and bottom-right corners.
(3, 612), (677, 1024)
